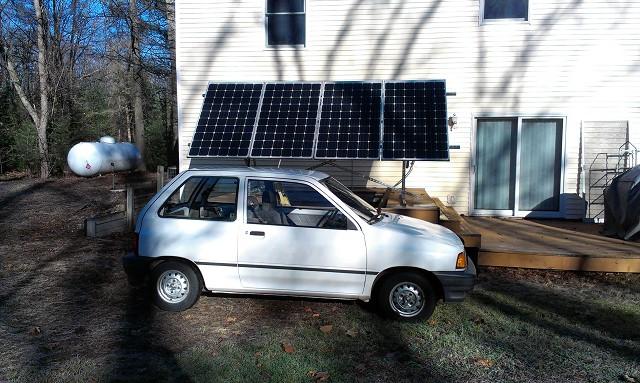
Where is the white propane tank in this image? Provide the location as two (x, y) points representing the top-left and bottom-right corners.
(67, 136), (142, 177)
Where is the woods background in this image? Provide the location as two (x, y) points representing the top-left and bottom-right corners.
(0, 0), (177, 178)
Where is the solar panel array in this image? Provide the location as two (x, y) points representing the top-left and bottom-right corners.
(188, 81), (448, 160)
(383, 81), (448, 160)
(251, 83), (321, 158)
(189, 83), (262, 157)
(316, 82), (382, 159)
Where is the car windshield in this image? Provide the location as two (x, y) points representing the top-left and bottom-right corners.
(321, 177), (380, 222)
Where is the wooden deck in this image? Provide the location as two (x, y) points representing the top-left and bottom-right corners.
(353, 187), (639, 273)
(466, 217), (640, 273)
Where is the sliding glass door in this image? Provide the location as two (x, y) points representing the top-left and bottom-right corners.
(473, 117), (564, 217)
(474, 119), (517, 213)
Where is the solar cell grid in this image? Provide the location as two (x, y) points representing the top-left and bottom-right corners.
(188, 80), (448, 161)
(315, 82), (382, 159)
(250, 82), (321, 158)
(189, 83), (263, 157)
(382, 81), (448, 160)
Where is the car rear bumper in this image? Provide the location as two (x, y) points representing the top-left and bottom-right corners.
(122, 252), (154, 285)
(433, 261), (477, 302)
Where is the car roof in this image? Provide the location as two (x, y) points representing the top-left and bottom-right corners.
(185, 166), (329, 181)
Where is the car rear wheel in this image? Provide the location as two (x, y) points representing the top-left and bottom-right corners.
(151, 261), (201, 312)
(376, 272), (437, 321)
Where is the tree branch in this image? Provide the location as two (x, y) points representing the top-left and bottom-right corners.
(1, 44), (39, 125)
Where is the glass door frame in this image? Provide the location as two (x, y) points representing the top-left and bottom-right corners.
(470, 114), (567, 218)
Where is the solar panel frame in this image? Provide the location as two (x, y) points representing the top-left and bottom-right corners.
(314, 81), (384, 160)
(381, 80), (449, 161)
(188, 82), (265, 158)
(188, 80), (449, 161)
(250, 81), (323, 159)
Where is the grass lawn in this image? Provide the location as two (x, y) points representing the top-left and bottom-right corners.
(0, 177), (638, 383)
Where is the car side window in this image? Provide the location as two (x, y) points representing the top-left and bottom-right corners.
(246, 179), (353, 230)
(159, 176), (238, 221)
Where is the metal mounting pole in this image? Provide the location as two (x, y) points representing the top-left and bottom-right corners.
(401, 160), (407, 207)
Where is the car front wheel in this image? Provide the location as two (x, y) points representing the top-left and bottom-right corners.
(151, 261), (201, 312)
(376, 272), (437, 321)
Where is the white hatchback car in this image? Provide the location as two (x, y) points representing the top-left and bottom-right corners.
(124, 167), (475, 321)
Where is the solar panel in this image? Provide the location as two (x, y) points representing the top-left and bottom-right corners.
(250, 82), (321, 158)
(188, 80), (449, 161)
(315, 82), (382, 159)
(382, 81), (448, 160)
(188, 83), (263, 157)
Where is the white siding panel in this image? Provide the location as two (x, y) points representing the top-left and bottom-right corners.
(176, 0), (640, 217)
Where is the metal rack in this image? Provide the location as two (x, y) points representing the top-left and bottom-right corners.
(587, 141), (638, 221)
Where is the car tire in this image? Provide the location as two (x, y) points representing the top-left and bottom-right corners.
(151, 261), (201, 312)
(376, 272), (437, 322)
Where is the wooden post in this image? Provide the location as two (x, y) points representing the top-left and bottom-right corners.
(126, 185), (134, 229)
(157, 165), (165, 192)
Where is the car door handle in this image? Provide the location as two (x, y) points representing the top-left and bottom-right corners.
(249, 231), (265, 237)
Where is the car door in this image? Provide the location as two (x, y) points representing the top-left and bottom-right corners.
(140, 174), (241, 290)
(237, 178), (367, 296)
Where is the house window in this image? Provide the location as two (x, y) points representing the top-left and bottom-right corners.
(266, 0), (305, 46)
(482, 0), (528, 22)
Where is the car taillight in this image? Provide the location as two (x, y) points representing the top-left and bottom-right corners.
(132, 232), (139, 256)
(455, 252), (467, 269)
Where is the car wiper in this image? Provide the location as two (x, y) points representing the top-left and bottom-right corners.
(367, 212), (384, 224)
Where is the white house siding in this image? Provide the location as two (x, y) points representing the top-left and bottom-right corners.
(175, 0), (640, 217)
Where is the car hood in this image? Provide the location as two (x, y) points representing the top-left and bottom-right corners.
(374, 213), (464, 250)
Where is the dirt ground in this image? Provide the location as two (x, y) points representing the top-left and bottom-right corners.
(0, 177), (639, 383)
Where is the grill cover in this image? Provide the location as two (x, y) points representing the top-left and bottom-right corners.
(602, 165), (640, 240)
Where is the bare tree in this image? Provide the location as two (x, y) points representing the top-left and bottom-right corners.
(1, 0), (51, 178)
(164, 0), (177, 162)
(129, 0), (146, 170)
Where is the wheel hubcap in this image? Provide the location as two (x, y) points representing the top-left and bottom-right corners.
(157, 270), (189, 303)
(389, 282), (424, 317)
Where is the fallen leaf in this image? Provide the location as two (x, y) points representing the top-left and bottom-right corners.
(226, 317), (237, 323)
(345, 329), (358, 337)
(319, 325), (333, 334)
(473, 358), (495, 368)
(307, 370), (330, 382)
(312, 313), (321, 317)
(281, 342), (295, 353)
(427, 319), (437, 325)
(29, 326), (41, 336)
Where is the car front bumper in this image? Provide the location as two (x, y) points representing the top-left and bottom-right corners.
(122, 252), (154, 286)
(433, 260), (477, 302)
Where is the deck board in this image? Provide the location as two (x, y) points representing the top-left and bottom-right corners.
(466, 217), (640, 272)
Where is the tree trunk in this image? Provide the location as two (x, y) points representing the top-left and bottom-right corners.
(34, 0), (50, 178)
(165, 0), (178, 165)
(129, 0), (145, 170)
